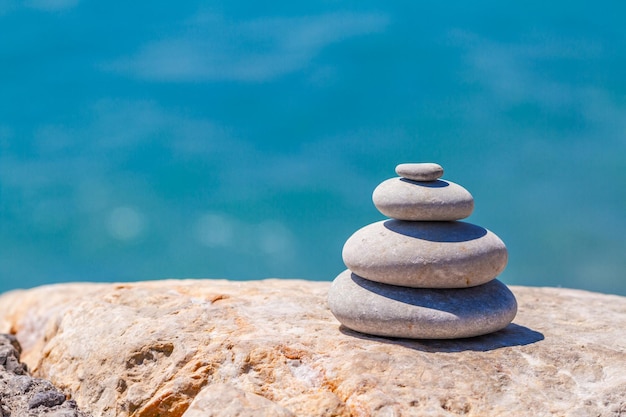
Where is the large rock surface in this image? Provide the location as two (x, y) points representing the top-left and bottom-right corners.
(0, 279), (624, 417)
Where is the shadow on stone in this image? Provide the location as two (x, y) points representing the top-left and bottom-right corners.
(399, 178), (449, 188)
(383, 220), (487, 242)
(350, 273), (511, 314)
(339, 323), (544, 352)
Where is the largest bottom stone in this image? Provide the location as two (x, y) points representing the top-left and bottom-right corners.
(328, 270), (517, 339)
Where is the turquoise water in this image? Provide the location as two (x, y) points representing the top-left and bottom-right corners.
(1, 2), (625, 295)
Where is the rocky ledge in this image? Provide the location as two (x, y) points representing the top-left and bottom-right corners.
(0, 279), (624, 417)
(0, 333), (91, 417)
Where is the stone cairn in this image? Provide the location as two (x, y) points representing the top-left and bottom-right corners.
(328, 163), (517, 339)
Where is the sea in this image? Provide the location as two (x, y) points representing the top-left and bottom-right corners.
(1, 1), (625, 295)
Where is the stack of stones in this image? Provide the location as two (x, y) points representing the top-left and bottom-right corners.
(328, 163), (517, 339)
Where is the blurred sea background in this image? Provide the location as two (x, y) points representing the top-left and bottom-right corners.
(1, 1), (624, 295)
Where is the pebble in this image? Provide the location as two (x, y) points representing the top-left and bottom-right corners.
(28, 391), (66, 409)
(328, 270), (517, 339)
(342, 220), (508, 288)
(395, 163), (444, 181)
(372, 177), (474, 221)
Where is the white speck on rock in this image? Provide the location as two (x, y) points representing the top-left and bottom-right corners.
(287, 360), (321, 388)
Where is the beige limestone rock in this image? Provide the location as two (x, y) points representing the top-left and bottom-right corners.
(0, 279), (625, 417)
(183, 383), (295, 417)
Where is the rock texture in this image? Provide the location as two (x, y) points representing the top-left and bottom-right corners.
(0, 279), (625, 417)
(0, 334), (91, 417)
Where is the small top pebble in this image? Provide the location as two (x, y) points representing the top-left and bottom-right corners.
(395, 163), (443, 182)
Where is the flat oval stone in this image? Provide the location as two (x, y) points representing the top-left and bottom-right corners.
(395, 163), (443, 181)
(373, 178), (474, 221)
(328, 270), (517, 339)
(342, 220), (508, 288)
